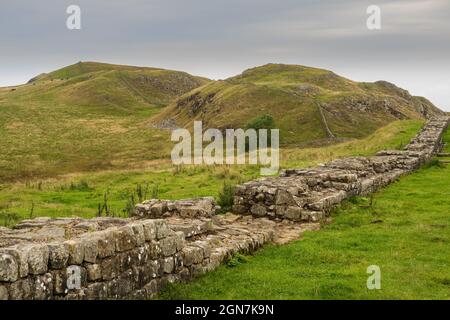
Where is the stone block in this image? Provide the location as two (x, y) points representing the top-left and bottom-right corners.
(6, 278), (33, 300)
(115, 225), (136, 252)
(33, 273), (54, 300)
(83, 236), (99, 264)
(101, 255), (121, 281)
(158, 236), (177, 257)
(48, 243), (69, 269)
(64, 240), (85, 265)
(181, 246), (204, 266)
(85, 282), (108, 300)
(0, 253), (19, 282)
(142, 220), (157, 241)
(97, 230), (116, 258)
(86, 264), (102, 281)
(160, 257), (174, 274)
(1, 246), (28, 278)
(130, 222), (146, 246)
(0, 284), (8, 300)
(250, 203), (267, 217)
(155, 220), (172, 240)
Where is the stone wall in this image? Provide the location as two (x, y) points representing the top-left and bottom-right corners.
(134, 197), (218, 219)
(0, 116), (448, 300)
(0, 210), (276, 300)
(232, 117), (450, 222)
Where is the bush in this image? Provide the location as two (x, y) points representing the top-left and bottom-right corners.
(226, 253), (250, 268)
(217, 181), (235, 213)
(245, 114), (276, 130)
(245, 114), (276, 148)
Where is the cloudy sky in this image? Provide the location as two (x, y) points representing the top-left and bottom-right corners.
(1, 0), (449, 110)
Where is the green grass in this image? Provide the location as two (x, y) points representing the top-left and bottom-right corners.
(0, 62), (208, 182)
(0, 120), (421, 227)
(158, 127), (450, 300)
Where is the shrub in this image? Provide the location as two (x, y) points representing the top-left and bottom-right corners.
(245, 114), (276, 148)
(245, 114), (276, 131)
(217, 181), (235, 213)
(226, 253), (250, 268)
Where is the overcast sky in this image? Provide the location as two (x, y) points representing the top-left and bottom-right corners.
(1, 0), (449, 110)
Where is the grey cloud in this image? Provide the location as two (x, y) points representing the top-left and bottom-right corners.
(0, 0), (449, 110)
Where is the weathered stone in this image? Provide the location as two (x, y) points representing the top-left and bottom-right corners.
(85, 282), (108, 300)
(275, 189), (298, 205)
(142, 220), (157, 241)
(1, 246), (28, 278)
(130, 223), (146, 246)
(192, 240), (211, 258)
(115, 226), (136, 252)
(86, 264), (102, 281)
(174, 231), (185, 251)
(6, 278), (33, 300)
(158, 236), (177, 257)
(134, 197), (217, 219)
(155, 220), (172, 240)
(250, 203), (267, 217)
(64, 240), (84, 265)
(142, 279), (158, 297)
(147, 241), (161, 259)
(48, 243), (69, 269)
(173, 252), (184, 272)
(160, 257), (174, 274)
(232, 204), (248, 214)
(284, 207), (303, 221)
(0, 284), (8, 300)
(33, 273), (53, 300)
(51, 269), (66, 295)
(181, 246), (203, 266)
(101, 255), (121, 281)
(83, 236), (99, 263)
(97, 230), (116, 258)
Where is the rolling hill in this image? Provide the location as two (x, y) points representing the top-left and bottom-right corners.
(0, 62), (209, 181)
(154, 64), (444, 146)
(0, 62), (444, 182)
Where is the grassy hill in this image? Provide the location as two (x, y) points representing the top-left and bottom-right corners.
(0, 62), (443, 183)
(154, 64), (443, 146)
(0, 62), (209, 181)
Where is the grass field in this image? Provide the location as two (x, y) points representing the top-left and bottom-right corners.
(159, 126), (450, 300)
(0, 120), (422, 227)
(0, 62), (207, 182)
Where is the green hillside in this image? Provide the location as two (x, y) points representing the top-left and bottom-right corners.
(154, 64), (443, 146)
(0, 62), (443, 183)
(0, 62), (209, 181)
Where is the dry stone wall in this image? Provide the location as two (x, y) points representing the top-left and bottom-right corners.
(233, 117), (449, 222)
(0, 116), (448, 300)
(0, 211), (278, 300)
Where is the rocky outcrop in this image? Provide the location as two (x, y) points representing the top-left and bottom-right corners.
(233, 117), (449, 221)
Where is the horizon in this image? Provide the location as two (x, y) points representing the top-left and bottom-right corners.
(1, 0), (450, 111)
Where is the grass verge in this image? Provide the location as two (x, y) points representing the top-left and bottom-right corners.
(159, 127), (450, 300)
